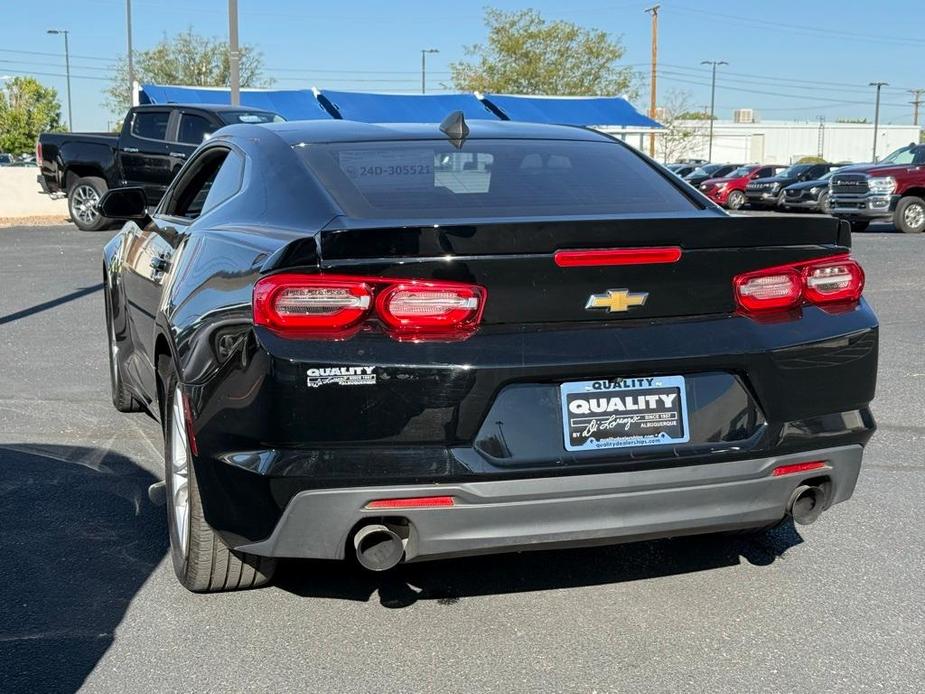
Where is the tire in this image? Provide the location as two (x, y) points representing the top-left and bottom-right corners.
(726, 190), (746, 211)
(160, 362), (276, 592)
(104, 274), (143, 413)
(67, 175), (109, 231)
(894, 196), (925, 234)
(849, 221), (870, 233)
(818, 191), (830, 214)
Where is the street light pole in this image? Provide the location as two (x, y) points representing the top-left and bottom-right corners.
(421, 49), (438, 94)
(47, 29), (72, 130)
(228, 0), (240, 105)
(701, 60), (727, 162)
(869, 81), (888, 161)
(126, 0), (135, 105)
(644, 5), (660, 159)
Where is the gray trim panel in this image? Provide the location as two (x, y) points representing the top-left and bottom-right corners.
(235, 445), (863, 562)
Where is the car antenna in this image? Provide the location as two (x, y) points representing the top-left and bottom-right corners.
(439, 111), (469, 149)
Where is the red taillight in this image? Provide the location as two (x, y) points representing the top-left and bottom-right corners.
(253, 274), (485, 340)
(36, 142), (43, 165)
(376, 282), (484, 335)
(802, 258), (865, 304)
(366, 496), (455, 509)
(253, 275), (372, 331)
(734, 255), (864, 314)
(554, 247), (682, 267)
(771, 460), (827, 477)
(735, 268), (802, 312)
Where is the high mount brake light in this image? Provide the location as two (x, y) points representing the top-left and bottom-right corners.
(734, 255), (864, 314)
(554, 247), (682, 267)
(253, 274), (486, 339)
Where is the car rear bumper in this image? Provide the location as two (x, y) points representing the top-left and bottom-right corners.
(234, 444), (863, 561)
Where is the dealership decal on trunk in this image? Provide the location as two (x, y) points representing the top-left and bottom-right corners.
(560, 375), (689, 451)
(306, 366), (377, 388)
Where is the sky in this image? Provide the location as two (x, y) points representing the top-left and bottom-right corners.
(2, 0), (924, 132)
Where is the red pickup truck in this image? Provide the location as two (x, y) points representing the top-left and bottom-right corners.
(828, 143), (925, 233)
(698, 164), (787, 210)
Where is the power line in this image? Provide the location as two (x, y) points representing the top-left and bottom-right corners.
(0, 57), (114, 72)
(656, 72), (911, 108)
(0, 47), (116, 63)
(669, 5), (921, 47)
(0, 68), (109, 82)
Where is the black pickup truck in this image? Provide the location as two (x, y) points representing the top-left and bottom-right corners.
(37, 104), (283, 230)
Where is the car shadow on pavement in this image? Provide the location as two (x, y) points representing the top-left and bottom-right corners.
(0, 444), (167, 694)
(275, 522), (804, 609)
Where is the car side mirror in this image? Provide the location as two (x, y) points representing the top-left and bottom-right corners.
(98, 187), (149, 219)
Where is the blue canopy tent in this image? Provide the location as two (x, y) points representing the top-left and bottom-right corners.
(138, 85), (334, 120)
(314, 90), (500, 123)
(479, 93), (662, 128)
(138, 85), (661, 129)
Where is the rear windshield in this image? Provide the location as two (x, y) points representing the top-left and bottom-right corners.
(296, 139), (697, 220)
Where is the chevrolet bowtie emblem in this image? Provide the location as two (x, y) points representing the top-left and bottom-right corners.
(585, 289), (649, 313)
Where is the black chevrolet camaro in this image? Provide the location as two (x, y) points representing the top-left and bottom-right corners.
(100, 115), (878, 592)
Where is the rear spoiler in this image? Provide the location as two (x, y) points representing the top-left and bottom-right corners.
(261, 214), (850, 270)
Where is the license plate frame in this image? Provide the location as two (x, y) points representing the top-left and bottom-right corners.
(560, 376), (690, 452)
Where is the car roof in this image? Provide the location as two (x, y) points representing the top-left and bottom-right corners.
(254, 119), (614, 145)
(134, 103), (277, 114)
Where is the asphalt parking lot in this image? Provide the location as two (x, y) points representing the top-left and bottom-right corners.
(1, 222), (923, 693)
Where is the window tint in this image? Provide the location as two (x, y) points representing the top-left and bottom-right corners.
(168, 149), (243, 219)
(298, 139), (697, 220)
(131, 111), (170, 140)
(178, 114), (214, 144)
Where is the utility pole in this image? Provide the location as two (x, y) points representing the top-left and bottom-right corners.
(870, 81), (888, 161)
(420, 49), (438, 94)
(228, 0), (240, 105)
(644, 5), (660, 158)
(126, 0), (135, 105)
(909, 88), (924, 127)
(817, 115), (825, 159)
(701, 60), (727, 163)
(47, 29), (72, 130)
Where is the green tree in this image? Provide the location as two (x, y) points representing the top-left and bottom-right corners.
(104, 29), (273, 115)
(678, 110), (714, 121)
(0, 77), (64, 153)
(451, 8), (637, 97)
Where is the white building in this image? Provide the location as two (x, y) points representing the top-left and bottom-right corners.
(601, 118), (921, 165)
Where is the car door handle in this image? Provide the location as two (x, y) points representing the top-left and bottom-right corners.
(122, 147), (139, 153)
(150, 256), (171, 272)
(169, 152), (187, 159)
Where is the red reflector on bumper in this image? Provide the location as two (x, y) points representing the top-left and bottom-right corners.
(771, 461), (827, 477)
(366, 496), (455, 509)
(554, 247), (682, 267)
